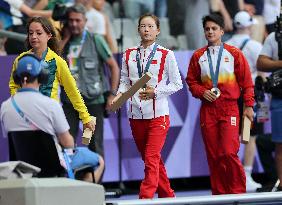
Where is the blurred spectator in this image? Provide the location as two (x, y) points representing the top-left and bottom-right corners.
(256, 134), (278, 191)
(167, 0), (185, 36)
(263, 0), (280, 34)
(122, 0), (154, 19)
(24, 0), (48, 9)
(257, 30), (282, 192)
(101, 0), (114, 22)
(0, 37), (6, 55)
(25, 0), (66, 38)
(0, 0), (52, 29)
(60, 4), (120, 160)
(76, 0), (106, 35)
(184, 0), (209, 49)
(244, 0), (264, 16)
(105, 0), (115, 4)
(221, 0), (244, 41)
(210, 0), (233, 33)
(227, 11), (263, 192)
(222, 0), (244, 19)
(155, 0), (167, 17)
(46, 0), (73, 10)
(92, 0), (118, 53)
(244, 0), (265, 43)
(0, 22), (6, 55)
(0, 0), (52, 54)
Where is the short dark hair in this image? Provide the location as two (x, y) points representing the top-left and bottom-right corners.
(202, 13), (225, 29)
(66, 3), (86, 18)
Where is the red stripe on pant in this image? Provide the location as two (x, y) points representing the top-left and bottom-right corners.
(130, 115), (175, 199)
(200, 101), (246, 194)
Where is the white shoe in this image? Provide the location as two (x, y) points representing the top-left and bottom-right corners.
(246, 175), (262, 192)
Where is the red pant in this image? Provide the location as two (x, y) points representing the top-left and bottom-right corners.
(130, 116), (175, 199)
(200, 100), (246, 194)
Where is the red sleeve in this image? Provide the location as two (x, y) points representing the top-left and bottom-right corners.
(233, 49), (255, 107)
(186, 51), (206, 99)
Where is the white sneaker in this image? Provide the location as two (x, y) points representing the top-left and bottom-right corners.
(246, 174), (262, 192)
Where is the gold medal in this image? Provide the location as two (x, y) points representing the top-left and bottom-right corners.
(211, 87), (221, 98)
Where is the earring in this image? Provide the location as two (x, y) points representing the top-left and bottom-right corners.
(24, 76), (28, 85)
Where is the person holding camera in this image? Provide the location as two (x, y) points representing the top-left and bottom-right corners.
(60, 4), (119, 159)
(257, 30), (282, 191)
(9, 16), (96, 136)
(186, 13), (254, 195)
(226, 11), (263, 192)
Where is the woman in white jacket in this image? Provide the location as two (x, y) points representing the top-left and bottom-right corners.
(112, 13), (182, 199)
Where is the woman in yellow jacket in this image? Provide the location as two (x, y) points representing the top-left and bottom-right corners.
(9, 16), (95, 131)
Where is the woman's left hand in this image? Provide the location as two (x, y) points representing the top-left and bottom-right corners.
(139, 86), (155, 100)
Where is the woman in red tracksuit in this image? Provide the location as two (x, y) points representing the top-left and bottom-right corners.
(112, 14), (183, 199)
(186, 14), (255, 195)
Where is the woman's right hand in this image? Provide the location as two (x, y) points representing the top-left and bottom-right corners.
(110, 93), (122, 106)
(83, 119), (96, 133)
(109, 93), (122, 112)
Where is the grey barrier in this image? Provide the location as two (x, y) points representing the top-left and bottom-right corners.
(106, 192), (282, 205)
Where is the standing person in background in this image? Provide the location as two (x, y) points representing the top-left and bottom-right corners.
(210, 0), (233, 34)
(243, 0), (265, 43)
(0, 22), (7, 56)
(92, 0), (118, 53)
(75, 0), (106, 35)
(184, 0), (210, 50)
(226, 11), (263, 192)
(24, 0), (48, 9)
(9, 16), (95, 134)
(111, 14), (183, 199)
(263, 0), (280, 35)
(167, 0), (185, 36)
(154, 0), (167, 17)
(60, 4), (120, 159)
(122, 0), (155, 19)
(186, 13), (254, 195)
(0, 0), (53, 54)
(219, 0), (244, 41)
(257, 30), (282, 192)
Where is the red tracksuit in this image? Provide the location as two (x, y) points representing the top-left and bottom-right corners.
(130, 116), (175, 198)
(186, 43), (254, 194)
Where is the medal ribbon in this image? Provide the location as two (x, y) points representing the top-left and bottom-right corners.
(136, 43), (158, 78)
(207, 43), (224, 88)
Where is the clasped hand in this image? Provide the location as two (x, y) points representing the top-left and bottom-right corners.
(203, 90), (217, 102)
(139, 86), (155, 100)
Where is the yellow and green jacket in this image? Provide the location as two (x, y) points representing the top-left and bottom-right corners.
(9, 48), (91, 124)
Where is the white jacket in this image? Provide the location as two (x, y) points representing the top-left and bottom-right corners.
(118, 43), (183, 119)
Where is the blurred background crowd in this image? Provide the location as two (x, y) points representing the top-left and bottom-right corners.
(0, 0), (279, 55)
